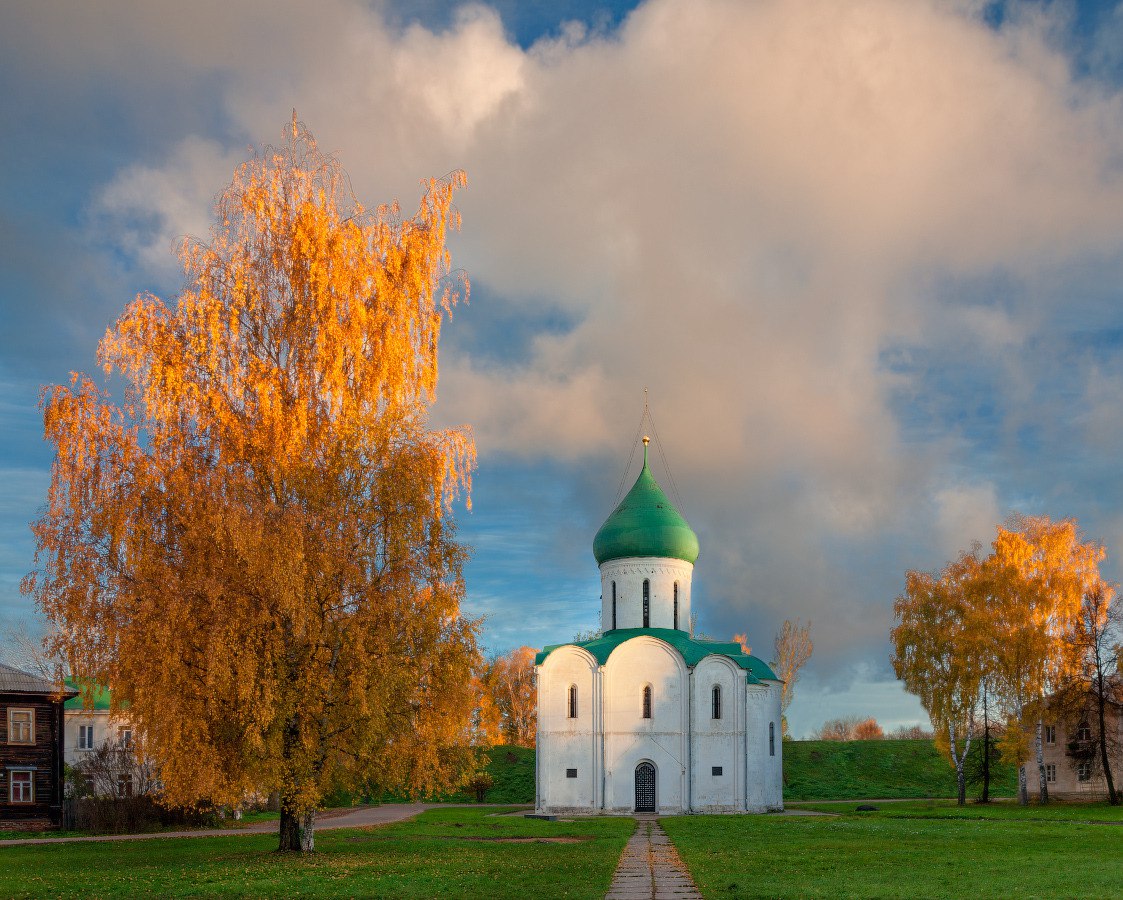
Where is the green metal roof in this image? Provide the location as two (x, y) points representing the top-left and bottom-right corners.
(592, 448), (699, 565)
(63, 678), (114, 711)
(535, 628), (779, 683)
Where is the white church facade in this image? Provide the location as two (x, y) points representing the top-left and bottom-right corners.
(534, 439), (784, 814)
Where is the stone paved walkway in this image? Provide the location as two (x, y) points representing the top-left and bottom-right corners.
(605, 815), (702, 900)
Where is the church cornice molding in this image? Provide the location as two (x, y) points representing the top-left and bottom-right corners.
(602, 561), (692, 577)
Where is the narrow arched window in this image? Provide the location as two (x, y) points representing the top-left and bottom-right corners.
(642, 685), (652, 719)
(769, 722), (775, 756)
(568, 685), (578, 719)
(712, 685), (722, 720)
(642, 579), (650, 628)
(673, 582), (679, 630)
(612, 582), (617, 630)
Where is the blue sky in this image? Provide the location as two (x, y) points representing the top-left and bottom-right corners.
(4, 0), (1123, 737)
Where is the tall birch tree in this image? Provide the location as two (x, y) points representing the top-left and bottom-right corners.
(24, 117), (479, 851)
(985, 516), (1103, 804)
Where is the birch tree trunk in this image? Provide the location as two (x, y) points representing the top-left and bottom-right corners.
(1096, 669), (1118, 805)
(1035, 718), (1049, 804)
(948, 722), (971, 807)
(278, 805), (317, 853)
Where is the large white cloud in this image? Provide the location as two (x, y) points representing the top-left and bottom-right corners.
(14, 0), (1123, 728)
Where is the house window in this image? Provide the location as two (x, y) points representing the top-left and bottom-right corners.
(1076, 723), (1092, 742)
(117, 726), (133, 749)
(9, 770), (33, 803)
(711, 766), (723, 776)
(642, 580), (650, 628)
(769, 722), (775, 756)
(712, 685), (722, 720)
(642, 685), (652, 719)
(116, 773), (133, 797)
(568, 685), (578, 719)
(1078, 762), (1092, 782)
(1046, 764), (1056, 783)
(673, 582), (679, 630)
(612, 582), (617, 630)
(1044, 725), (1056, 745)
(565, 768), (577, 779)
(78, 724), (95, 751)
(7, 708), (33, 744)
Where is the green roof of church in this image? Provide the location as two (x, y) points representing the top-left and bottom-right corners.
(535, 628), (778, 683)
(592, 448), (699, 565)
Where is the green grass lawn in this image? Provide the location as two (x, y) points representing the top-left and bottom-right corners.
(664, 803), (1123, 899)
(0, 806), (632, 899)
(325, 744), (536, 806)
(332, 741), (1017, 807)
(792, 797), (1123, 821)
(782, 739), (1018, 801)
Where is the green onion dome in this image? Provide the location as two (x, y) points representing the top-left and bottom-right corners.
(593, 445), (699, 565)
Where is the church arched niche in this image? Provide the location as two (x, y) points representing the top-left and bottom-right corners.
(568, 684), (578, 719)
(634, 760), (657, 813)
(642, 684), (653, 719)
(711, 684), (722, 720)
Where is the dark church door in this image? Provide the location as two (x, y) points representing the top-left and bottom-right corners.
(634, 762), (656, 812)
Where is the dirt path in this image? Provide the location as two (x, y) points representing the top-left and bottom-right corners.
(0, 803), (434, 847)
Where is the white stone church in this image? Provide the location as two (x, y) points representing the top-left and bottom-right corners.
(534, 439), (784, 814)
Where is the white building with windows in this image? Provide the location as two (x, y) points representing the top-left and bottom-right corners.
(64, 682), (142, 797)
(534, 440), (784, 814)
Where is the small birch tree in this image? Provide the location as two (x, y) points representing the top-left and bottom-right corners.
(892, 553), (984, 806)
(479, 646), (537, 748)
(1056, 583), (1121, 804)
(772, 619), (812, 737)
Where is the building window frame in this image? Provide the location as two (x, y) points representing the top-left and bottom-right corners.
(565, 768), (577, 779)
(1076, 723), (1092, 742)
(9, 769), (34, 803)
(711, 766), (723, 776)
(117, 726), (133, 749)
(1078, 761), (1092, 782)
(568, 684), (578, 719)
(1046, 763), (1056, 783)
(1044, 724), (1056, 745)
(711, 685), (722, 720)
(769, 722), (775, 756)
(642, 579), (650, 628)
(7, 708), (34, 745)
(78, 723), (95, 751)
(642, 685), (653, 720)
(116, 772), (133, 798)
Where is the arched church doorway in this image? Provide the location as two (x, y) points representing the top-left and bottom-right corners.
(634, 762), (656, 812)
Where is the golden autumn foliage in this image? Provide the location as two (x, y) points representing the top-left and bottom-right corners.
(23, 117), (478, 851)
(985, 515), (1104, 803)
(892, 551), (986, 804)
(893, 515), (1105, 805)
(476, 646), (537, 748)
(814, 715), (883, 741)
